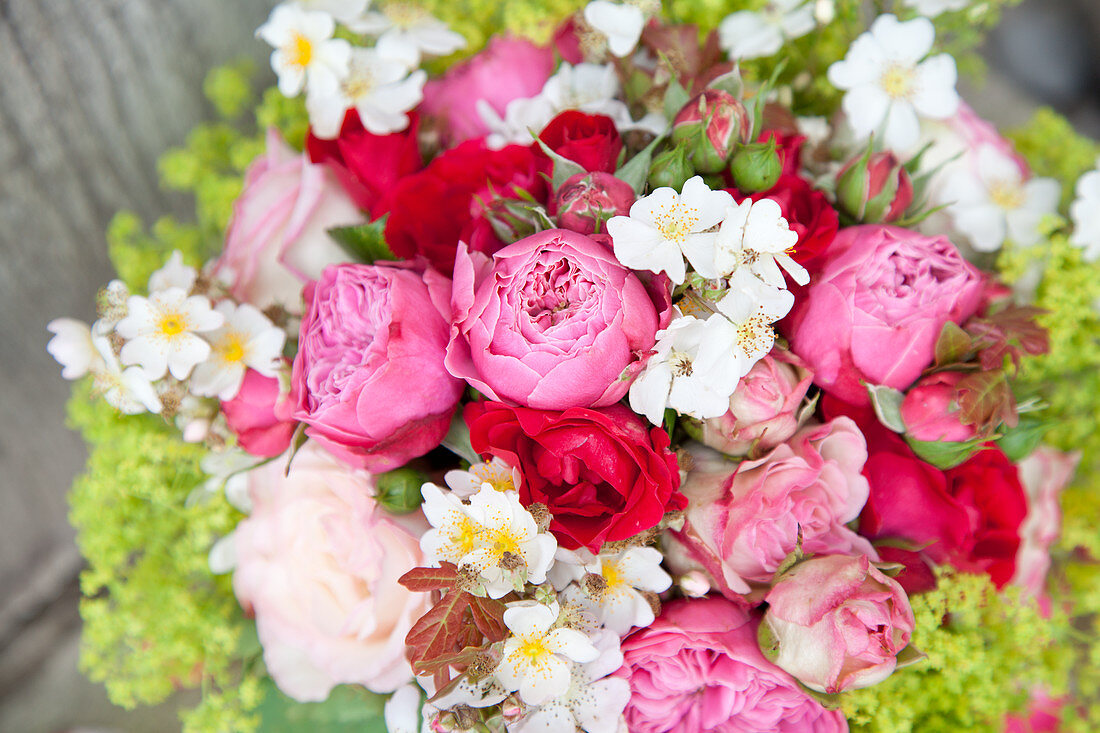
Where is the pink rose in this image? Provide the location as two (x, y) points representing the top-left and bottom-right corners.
(761, 554), (916, 694)
(784, 225), (984, 405)
(686, 348), (814, 456)
(1012, 447), (1079, 601)
(422, 36), (554, 146)
(899, 372), (976, 442)
(1004, 689), (1065, 733)
(213, 129), (361, 313)
(233, 442), (430, 701)
(667, 418), (876, 598)
(617, 597), (848, 732)
(446, 229), (669, 410)
(221, 367), (295, 458)
(292, 263), (464, 471)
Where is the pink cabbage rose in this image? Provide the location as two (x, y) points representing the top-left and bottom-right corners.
(1012, 447), (1080, 600)
(221, 367), (295, 458)
(232, 442), (430, 701)
(899, 371), (976, 442)
(446, 229), (669, 410)
(761, 555), (916, 694)
(616, 597), (848, 732)
(212, 129), (361, 313)
(685, 347), (814, 457)
(292, 263), (464, 471)
(422, 36), (554, 145)
(784, 225), (984, 404)
(666, 418), (876, 598)
(1004, 690), (1065, 733)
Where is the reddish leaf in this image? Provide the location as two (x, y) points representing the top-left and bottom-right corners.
(399, 563), (460, 592)
(405, 589), (472, 667)
(412, 646), (481, 676)
(469, 596), (508, 643)
(966, 305), (1049, 373)
(956, 371), (1017, 432)
(934, 321), (974, 368)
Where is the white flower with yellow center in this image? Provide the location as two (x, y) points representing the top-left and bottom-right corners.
(148, 250), (197, 294)
(307, 44), (427, 138)
(420, 483), (557, 599)
(583, 1), (650, 58)
(684, 198), (806, 286)
(718, 0), (817, 61)
(47, 318), (101, 380)
(608, 176), (734, 284)
(628, 314), (742, 425)
(827, 14), (958, 151)
(444, 457), (521, 499)
(903, 0), (969, 17)
(295, 0), (370, 25)
(116, 288), (224, 380)
(349, 3), (465, 67)
(1070, 164), (1100, 262)
(257, 4), (351, 98)
(190, 302), (285, 401)
(939, 144), (1061, 252)
(717, 269), (795, 376)
(496, 601), (599, 706)
(89, 334), (163, 415)
(555, 547), (672, 635)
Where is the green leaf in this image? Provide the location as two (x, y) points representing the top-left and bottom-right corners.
(256, 679), (387, 733)
(662, 74), (691, 121)
(327, 216), (399, 264)
(997, 418), (1051, 462)
(706, 66), (744, 98)
(895, 643), (929, 669)
(616, 134), (666, 195)
(905, 436), (987, 470)
(934, 322), (974, 367)
(533, 137), (587, 190)
(865, 383), (907, 433)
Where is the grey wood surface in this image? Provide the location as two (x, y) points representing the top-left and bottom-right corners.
(0, 0), (276, 714)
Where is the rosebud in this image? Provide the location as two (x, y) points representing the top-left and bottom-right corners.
(672, 90), (751, 174)
(835, 148), (913, 223)
(759, 555), (916, 694)
(729, 139), (782, 193)
(899, 372), (976, 442)
(552, 172), (636, 234)
(648, 146), (694, 190)
(375, 467), (428, 514)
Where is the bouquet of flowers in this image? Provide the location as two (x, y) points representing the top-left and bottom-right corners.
(47, 0), (1100, 731)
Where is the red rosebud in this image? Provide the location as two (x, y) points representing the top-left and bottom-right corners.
(899, 372), (977, 443)
(538, 110), (624, 173)
(672, 90), (751, 174)
(551, 171), (635, 234)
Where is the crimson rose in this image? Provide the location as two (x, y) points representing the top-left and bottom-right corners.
(465, 401), (685, 551)
(538, 111), (623, 173)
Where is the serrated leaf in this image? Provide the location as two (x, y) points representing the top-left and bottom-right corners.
(405, 589), (473, 668)
(905, 435), (988, 470)
(934, 321), (974, 367)
(327, 216), (399, 264)
(865, 383), (907, 433)
(616, 133), (666, 195)
(412, 646), (481, 676)
(468, 595), (508, 642)
(399, 563), (460, 592)
(533, 136), (587, 190)
(956, 371), (1017, 431)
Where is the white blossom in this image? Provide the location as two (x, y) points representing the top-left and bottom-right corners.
(939, 144), (1061, 251)
(496, 601), (599, 706)
(716, 269), (794, 375)
(583, 1), (646, 58)
(827, 14), (958, 151)
(718, 0), (816, 60)
(148, 250), (198, 294)
(116, 288), (224, 380)
(89, 334), (163, 415)
(47, 318), (101, 380)
(1070, 165), (1100, 262)
(628, 314), (743, 425)
(348, 4), (465, 67)
(383, 683), (423, 733)
(257, 4), (351, 98)
(444, 457), (520, 499)
(683, 198), (805, 285)
(294, 0), (371, 25)
(190, 302), (285, 401)
(554, 547), (672, 635)
(903, 0), (969, 17)
(607, 176), (734, 284)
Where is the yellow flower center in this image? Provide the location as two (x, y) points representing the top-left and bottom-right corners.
(491, 527), (522, 557)
(989, 181), (1025, 211)
(880, 64), (915, 100)
(653, 201), (701, 243)
(157, 312), (188, 337)
(514, 635), (552, 668)
(286, 32), (314, 69)
(218, 333), (247, 364)
(386, 2), (427, 28)
(601, 561), (623, 589)
(448, 513), (480, 556)
(343, 70), (376, 101)
(471, 465), (515, 493)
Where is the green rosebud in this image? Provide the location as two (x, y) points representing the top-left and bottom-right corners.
(729, 139), (782, 193)
(835, 145), (914, 223)
(375, 467), (427, 514)
(648, 146), (694, 190)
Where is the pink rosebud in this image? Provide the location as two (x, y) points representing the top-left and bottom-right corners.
(212, 129), (362, 314)
(422, 36), (555, 146)
(835, 150), (913, 223)
(551, 172), (636, 235)
(672, 90), (751, 173)
(291, 263), (464, 471)
(899, 371), (975, 443)
(666, 418), (876, 597)
(221, 367), (296, 458)
(1012, 447), (1079, 603)
(761, 554), (917, 694)
(686, 347), (814, 456)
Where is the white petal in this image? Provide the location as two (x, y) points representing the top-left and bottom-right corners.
(841, 85), (891, 140)
(882, 101), (921, 151)
(911, 54), (959, 119)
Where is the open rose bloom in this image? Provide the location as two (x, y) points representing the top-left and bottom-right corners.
(49, 3), (1097, 732)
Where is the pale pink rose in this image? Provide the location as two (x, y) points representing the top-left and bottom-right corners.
(422, 36), (555, 146)
(899, 371), (976, 443)
(761, 554), (916, 694)
(923, 101), (1029, 181)
(232, 442), (430, 701)
(292, 263), (464, 471)
(784, 225), (984, 405)
(666, 418), (876, 598)
(212, 129), (361, 313)
(1011, 447), (1079, 601)
(616, 597), (848, 733)
(686, 348), (814, 456)
(445, 229), (670, 410)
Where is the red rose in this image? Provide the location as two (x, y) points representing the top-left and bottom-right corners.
(465, 401), (685, 551)
(384, 140), (548, 275)
(306, 110), (423, 217)
(538, 111), (623, 173)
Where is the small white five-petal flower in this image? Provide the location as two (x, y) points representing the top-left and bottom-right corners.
(47, 318), (101, 380)
(147, 250), (197, 294)
(716, 269), (795, 375)
(827, 14), (959, 151)
(116, 288), (224, 380)
(349, 3), (466, 67)
(90, 334), (163, 415)
(718, 0), (817, 60)
(444, 456), (521, 499)
(1070, 163), (1100, 262)
(495, 601), (600, 706)
(555, 546), (672, 635)
(683, 198), (806, 285)
(257, 4), (352, 98)
(190, 302), (285, 401)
